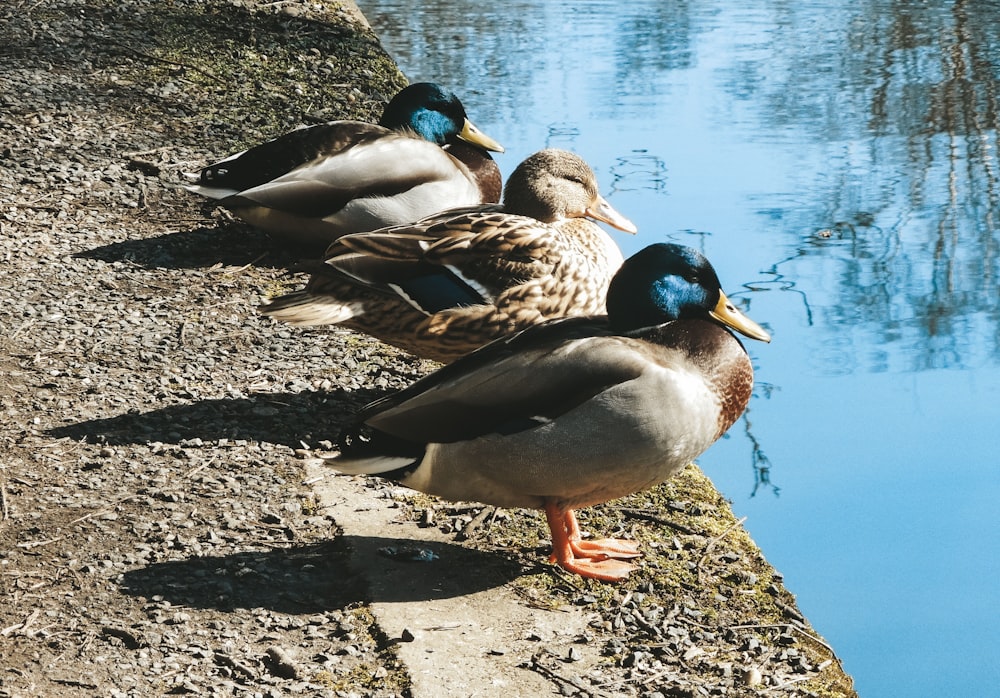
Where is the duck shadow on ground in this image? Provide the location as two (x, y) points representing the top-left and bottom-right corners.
(46, 389), (390, 449)
(119, 536), (528, 611)
(74, 222), (321, 272)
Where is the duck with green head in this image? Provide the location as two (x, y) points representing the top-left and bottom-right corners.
(326, 243), (771, 581)
(184, 82), (504, 250)
(262, 148), (637, 363)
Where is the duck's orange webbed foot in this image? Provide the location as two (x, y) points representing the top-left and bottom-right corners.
(544, 502), (641, 582)
(551, 555), (637, 582)
(570, 538), (642, 561)
(563, 507), (641, 560)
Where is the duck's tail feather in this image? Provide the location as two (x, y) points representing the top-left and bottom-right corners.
(325, 453), (416, 476)
(181, 178), (241, 200)
(261, 292), (363, 326)
(328, 425), (424, 480)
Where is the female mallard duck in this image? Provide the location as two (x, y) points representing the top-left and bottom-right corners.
(262, 148), (637, 363)
(327, 243), (771, 581)
(184, 82), (504, 250)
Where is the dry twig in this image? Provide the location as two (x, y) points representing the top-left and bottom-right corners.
(696, 516), (747, 582)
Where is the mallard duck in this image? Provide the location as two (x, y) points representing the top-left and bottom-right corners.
(184, 82), (504, 249)
(327, 243), (771, 581)
(262, 148), (637, 363)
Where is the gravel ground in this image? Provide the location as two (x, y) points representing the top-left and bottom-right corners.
(0, 1), (858, 696)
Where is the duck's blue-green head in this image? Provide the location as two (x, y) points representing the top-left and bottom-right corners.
(607, 243), (771, 342)
(379, 82), (504, 153)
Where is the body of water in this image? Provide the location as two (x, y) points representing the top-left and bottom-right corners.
(356, 2), (1000, 695)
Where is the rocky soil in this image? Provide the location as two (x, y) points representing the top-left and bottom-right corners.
(0, 1), (857, 696)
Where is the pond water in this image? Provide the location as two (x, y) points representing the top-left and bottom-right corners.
(356, 2), (1000, 696)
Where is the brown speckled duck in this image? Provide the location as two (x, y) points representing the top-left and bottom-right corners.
(328, 243), (771, 581)
(184, 82), (504, 250)
(261, 148), (637, 363)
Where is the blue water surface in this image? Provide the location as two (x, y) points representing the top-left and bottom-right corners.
(357, 2), (1000, 695)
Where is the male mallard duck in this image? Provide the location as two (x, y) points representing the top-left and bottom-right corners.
(184, 82), (504, 250)
(328, 243), (771, 581)
(262, 148), (637, 363)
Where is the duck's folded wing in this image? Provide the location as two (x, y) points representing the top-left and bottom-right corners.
(333, 213), (556, 311)
(356, 321), (645, 444)
(421, 217), (559, 286)
(334, 206), (513, 258)
(185, 121), (388, 198)
(327, 250), (488, 313)
(219, 133), (478, 216)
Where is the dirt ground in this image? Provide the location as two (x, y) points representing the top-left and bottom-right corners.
(0, 1), (857, 696)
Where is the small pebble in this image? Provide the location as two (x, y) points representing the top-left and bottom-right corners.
(742, 667), (763, 686)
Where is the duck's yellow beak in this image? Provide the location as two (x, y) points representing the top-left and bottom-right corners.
(585, 195), (638, 234)
(459, 119), (505, 153)
(711, 291), (771, 343)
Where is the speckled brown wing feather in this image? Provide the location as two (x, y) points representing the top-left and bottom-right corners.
(420, 216), (621, 322)
(264, 269), (433, 351)
(338, 211), (584, 301)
